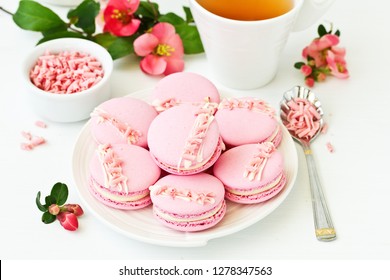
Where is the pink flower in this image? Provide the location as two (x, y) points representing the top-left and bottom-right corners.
(303, 34), (339, 67)
(295, 24), (349, 87)
(133, 22), (184, 76)
(57, 212), (79, 231)
(313, 34), (339, 50)
(103, 0), (141, 37)
(326, 50), (349, 79)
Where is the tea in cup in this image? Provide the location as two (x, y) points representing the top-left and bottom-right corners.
(196, 0), (294, 21)
(189, 0), (335, 89)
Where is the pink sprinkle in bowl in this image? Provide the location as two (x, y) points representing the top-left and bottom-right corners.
(22, 38), (113, 123)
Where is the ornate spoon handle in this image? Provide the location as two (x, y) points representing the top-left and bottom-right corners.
(302, 142), (336, 241)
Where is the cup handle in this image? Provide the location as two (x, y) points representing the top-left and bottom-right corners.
(292, 0), (335, 32)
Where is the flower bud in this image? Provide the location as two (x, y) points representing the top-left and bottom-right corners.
(48, 204), (60, 215)
(300, 65), (312, 77)
(57, 212), (78, 231)
(305, 77), (315, 87)
(63, 204), (84, 217)
(316, 72), (327, 82)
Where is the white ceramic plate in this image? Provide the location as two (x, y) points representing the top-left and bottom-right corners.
(72, 89), (298, 247)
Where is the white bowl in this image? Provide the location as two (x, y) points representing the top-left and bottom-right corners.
(23, 38), (113, 123)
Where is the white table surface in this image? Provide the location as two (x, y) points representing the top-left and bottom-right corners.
(1, 0), (389, 260)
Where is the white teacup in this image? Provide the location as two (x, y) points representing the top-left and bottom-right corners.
(189, 0), (335, 90)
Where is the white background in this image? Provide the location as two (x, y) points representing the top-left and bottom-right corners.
(0, 0), (389, 262)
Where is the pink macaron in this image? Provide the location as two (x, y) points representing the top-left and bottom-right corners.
(90, 96), (158, 148)
(147, 102), (224, 175)
(149, 173), (226, 232)
(88, 143), (161, 210)
(151, 72), (220, 112)
(213, 142), (286, 204)
(215, 97), (282, 147)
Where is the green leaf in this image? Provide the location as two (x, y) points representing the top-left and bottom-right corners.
(108, 37), (135, 60)
(159, 13), (185, 25)
(294, 62), (305, 69)
(67, 0), (100, 35)
(36, 191), (47, 212)
(175, 25), (204, 54)
(38, 31), (86, 45)
(183, 6), (194, 23)
(42, 212), (56, 224)
(45, 195), (56, 207)
(94, 32), (118, 49)
(317, 24), (327, 37)
(134, 1), (160, 32)
(94, 33), (135, 59)
(158, 13), (204, 54)
(334, 29), (341, 37)
(12, 0), (67, 33)
(136, 1), (160, 20)
(94, 33), (134, 59)
(50, 182), (68, 206)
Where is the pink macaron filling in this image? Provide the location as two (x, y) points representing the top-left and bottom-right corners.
(224, 173), (286, 204)
(89, 176), (152, 210)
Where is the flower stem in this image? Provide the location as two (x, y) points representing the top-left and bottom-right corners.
(66, 22), (90, 38)
(0, 6), (14, 16)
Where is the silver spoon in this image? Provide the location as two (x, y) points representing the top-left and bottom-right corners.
(280, 86), (336, 241)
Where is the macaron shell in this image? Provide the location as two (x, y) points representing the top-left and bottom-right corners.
(90, 144), (161, 193)
(151, 137), (224, 175)
(213, 144), (284, 190)
(151, 72), (220, 104)
(88, 176), (152, 210)
(153, 200), (226, 232)
(225, 174), (286, 204)
(215, 100), (280, 147)
(150, 173), (225, 215)
(91, 96), (157, 148)
(147, 103), (220, 173)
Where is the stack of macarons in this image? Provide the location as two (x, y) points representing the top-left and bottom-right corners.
(87, 71), (287, 232)
(88, 96), (161, 210)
